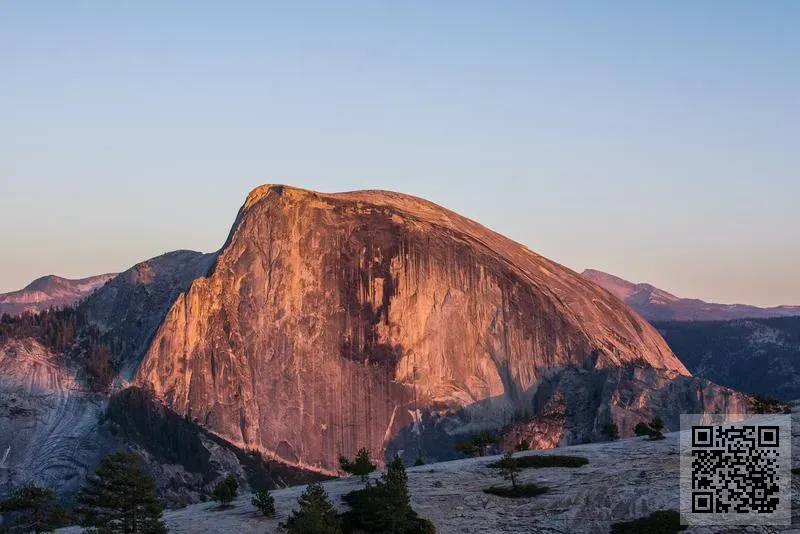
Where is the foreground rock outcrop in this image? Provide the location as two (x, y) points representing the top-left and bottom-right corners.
(136, 185), (739, 473)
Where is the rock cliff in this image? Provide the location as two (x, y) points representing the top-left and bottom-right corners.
(135, 185), (721, 474)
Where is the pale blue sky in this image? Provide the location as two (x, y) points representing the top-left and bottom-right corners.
(1, 1), (798, 306)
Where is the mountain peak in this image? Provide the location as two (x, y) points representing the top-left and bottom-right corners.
(582, 269), (800, 321)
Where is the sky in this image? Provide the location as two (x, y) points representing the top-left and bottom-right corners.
(1, 1), (798, 306)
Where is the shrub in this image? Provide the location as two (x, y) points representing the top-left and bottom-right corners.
(0, 486), (68, 533)
(488, 454), (588, 469)
(283, 482), (342, 534)
(514, 439), (530, 452)
(339, 448), (376, 482)
(634, 417), (667, 440)
(454, 430), (498, 457)
(251, 488), (275, 518)
(413, 456), (425, 466)
(211, 475), (238, 508)
(610, 510), (687, 533)
(482, 484), (548, 498)
(601, 421), (620, 440)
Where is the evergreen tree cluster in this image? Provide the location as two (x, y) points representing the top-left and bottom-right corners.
(340, 457), (435, 534)
(0, 486), (68, 533)
(0, 307), (116, 392)
(105, 387), (212, 475)
(283, 483), (342, 534)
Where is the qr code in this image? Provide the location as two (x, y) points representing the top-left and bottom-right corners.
(680, 414), (791, 527)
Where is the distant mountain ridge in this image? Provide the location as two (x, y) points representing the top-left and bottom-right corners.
(582, 269), (800, 322)
(0, 273), (117, 316)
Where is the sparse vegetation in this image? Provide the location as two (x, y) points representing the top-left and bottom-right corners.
(339, 448), (376, 482)
(251, 488), (276, 518)
(610, 509), (687, 533)
(454, 430), (499, 457)
(634, 416), (667, 440)
(341, 456), (435, 533)
(283, 482), (342, 534)
(488, 454), (588, 469)
(601, 420), (620, 440)
(750, 394), (792, 414)
(514, 439), (530, 452)
(0, 485), (68, 533)
(75, 452), (167, 533)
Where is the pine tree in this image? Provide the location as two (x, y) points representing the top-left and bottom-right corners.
(496, 452), (520, 490)
(0, 485), (68, 533)
(339, 448), (376, 482)
(76, 452), (167, 534)
(251, 488), (275, 518)
(283, 482), (342, 534)
(342, 456), (435, 533)
(211, 475), (238, 508)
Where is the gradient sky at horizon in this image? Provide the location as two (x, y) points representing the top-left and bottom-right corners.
(1, 1), (798, 306)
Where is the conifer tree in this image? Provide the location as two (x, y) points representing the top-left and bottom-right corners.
(0, 486), (67, 533)
(76, 452), (167, 534)
(211, 475), (238, 508)
(283, 482), (342, 534)
(251, 488), (275, 518)
(339, 448), (376, 482)
(497, 452), (521, 490)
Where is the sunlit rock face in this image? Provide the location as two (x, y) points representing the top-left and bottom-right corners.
(135, 185), (694, 474)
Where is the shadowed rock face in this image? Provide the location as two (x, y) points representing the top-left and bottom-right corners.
(135, 185), (696, 474)
(80, 250), (215, 378)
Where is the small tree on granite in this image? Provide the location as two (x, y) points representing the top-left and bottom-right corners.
(634, 416), (666, 440)
(339, 448), (377, 482)
(251, 488), (275, 518)
(283, 482), (342, 534)
(648, 416), (666, 440)
(211, 475), (238, 508)
(496, 452), (521, 490)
